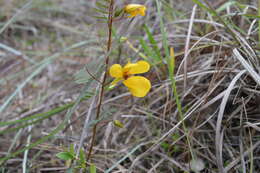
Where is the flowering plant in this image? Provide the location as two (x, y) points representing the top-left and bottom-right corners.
(109, 60), (151, 97)
(124, 4), (146, 18)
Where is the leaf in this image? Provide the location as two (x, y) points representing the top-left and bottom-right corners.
(74, 69), (90, 84)
(79, 149), (86, 164)
(192, 0), (216, 16)
(79, 149), (86, 169)
(139, 38), (157, 63)
(69, 144), (75, 156)
(114, 9), (124, 17)
(160, 141), (170, 151)
(90, 164), (97, 173)
(91, 16), (108, 20)
(243, 14), (260, 19)
(113, 120), (124, 128)
(96, 1), (108, 9)
(93, 7), (109, 14)
(143, 25), (161, 60)
(216, 1), (237, 12)
(56, 152), (74, 161)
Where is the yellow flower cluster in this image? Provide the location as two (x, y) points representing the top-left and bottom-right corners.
(124, 4), (146, 18)
(109, 61), (151, 97)
(109, 4), (149, 97)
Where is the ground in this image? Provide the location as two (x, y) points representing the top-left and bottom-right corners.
(1, 0), (260, 172)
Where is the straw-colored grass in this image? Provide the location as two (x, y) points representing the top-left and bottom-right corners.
(1, 0), (260, 172)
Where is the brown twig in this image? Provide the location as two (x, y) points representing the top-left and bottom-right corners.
(85, 66), (102, 84)
(87, 0), (114, 161)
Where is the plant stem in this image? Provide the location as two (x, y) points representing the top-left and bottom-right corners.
(258, 0), (260, 48)
(87, 0), (114, 161)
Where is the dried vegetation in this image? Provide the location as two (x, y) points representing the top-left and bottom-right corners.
(1, 0), (260, 172)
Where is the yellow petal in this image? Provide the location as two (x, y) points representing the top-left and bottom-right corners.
(109, 64), (123, 78)
(140, 7), (146, 16)
(124, 4), (146, 17)
(123, 61), (150, 75)
(127, 12), (137, 18)
(123, 76), (151, 97)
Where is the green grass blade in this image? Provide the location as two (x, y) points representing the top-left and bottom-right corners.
(143, 25), (161, 60)
(0, 0), (34, 34)
(139, 38), (159, 63)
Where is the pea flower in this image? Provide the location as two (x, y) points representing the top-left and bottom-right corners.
(109, 60), (151, 97)
(124, 4), (146, 18)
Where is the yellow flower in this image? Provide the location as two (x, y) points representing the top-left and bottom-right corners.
(109, 61), (151, 97)
(124, 4), (146, 18)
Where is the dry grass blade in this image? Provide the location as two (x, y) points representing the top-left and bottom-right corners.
(2, 0), (260, 172)
(183, 5), (197, 91)
(76, 85), (98, 157)
(215, 70), (246, 173)
(233, 48), (260, 85)
(224, 141), (260, 172)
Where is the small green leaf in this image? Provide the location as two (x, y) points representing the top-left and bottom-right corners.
(90, 164), (97, 173)
(56, 152), (74, 161)
(113, 120), (124, 128)
(93, 7), (109, 14)
(76, 149), (86, 169)
(114, 9), (124, 17)
(96, 1), (108, 9)
(91, 16), (108, 21)
(79, 149), (86, 164)
(143, 25), (161, 61)
(172, 132), (180, 141)
(69, 144), (75, 156)
(161, 141), (170, 151)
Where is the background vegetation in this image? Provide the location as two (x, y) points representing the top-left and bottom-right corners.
(1, 0), (260, 172)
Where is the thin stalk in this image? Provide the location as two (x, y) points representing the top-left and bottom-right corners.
(156, 0), (195, 162)
(87, 0), (114, 161)
(258, 0), (260, 47)
(169, 48), (195, 161)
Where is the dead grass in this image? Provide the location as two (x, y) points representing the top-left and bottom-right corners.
(1, 0), (260, 172)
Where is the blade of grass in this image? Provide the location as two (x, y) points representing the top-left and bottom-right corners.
(0, 102), (73, 127)
(0, 0), (34, 34)
(0, 91), (93, 127)
(258, 0), (260, 47)
(0, 51), (104, 165)
(0, 43), (35, 64)
(0, 104), (73, 135)
(139, 38), (159, 63)
(0, 76), (96, 165)
(7, 129), (23, 154)
(76, 85), (98, 157)
(183, 5), (197, 90)
(156, 0), (169, 59)
(215, 70), (246, 173)
(143, 25), (162, 61)
(22, 125), (32, 173)
(156, 0), (195, 164)
(105, 142), (151, 173)
(192, 0), (240, 45)
(233, 48), (260, 85)
(0, 40), (94, 114)
(27, 51), (105, 166)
